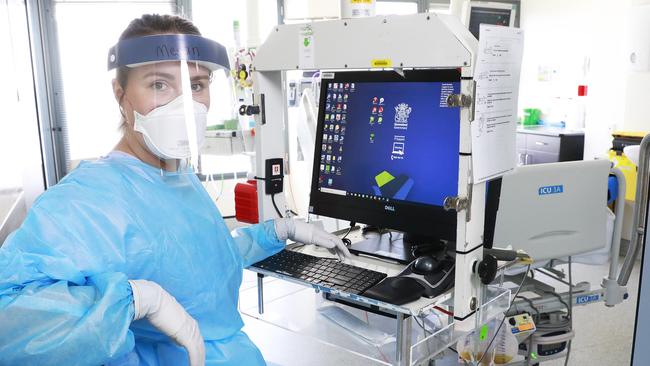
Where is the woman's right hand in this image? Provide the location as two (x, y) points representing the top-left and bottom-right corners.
(129, 279), (205, 366)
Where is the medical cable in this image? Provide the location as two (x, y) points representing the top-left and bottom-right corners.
(515, 296), (540, 322)
(362, 311), (390, 363)
(564, 257), (573, 366)
(541, 290), (570, 315)
(206, 171), (225, 202)
(412, 315), (434, 357)
(477, 264), (532, 365)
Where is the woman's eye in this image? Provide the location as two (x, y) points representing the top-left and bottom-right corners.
(191, 82), (205, 92)
(152, 81), (167, 91)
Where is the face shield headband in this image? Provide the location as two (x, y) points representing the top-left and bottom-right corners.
(107, 34), (230, 72)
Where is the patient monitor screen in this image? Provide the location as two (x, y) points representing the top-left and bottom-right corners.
(314, 71), (460, 207)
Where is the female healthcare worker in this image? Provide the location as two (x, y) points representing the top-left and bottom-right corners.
(0, 14), (350, 366)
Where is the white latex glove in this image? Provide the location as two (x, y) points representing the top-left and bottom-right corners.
(129, 280), (205, 366)
(274, 218), (352, 259)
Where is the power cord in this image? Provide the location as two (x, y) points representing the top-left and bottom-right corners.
(341, 222), (356, 246)
(270, 193), (283, 218)
(270, 193), (298, 218)
(477, 264), (532, 365)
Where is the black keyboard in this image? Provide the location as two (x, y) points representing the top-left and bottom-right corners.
(252, 249), (388, 295)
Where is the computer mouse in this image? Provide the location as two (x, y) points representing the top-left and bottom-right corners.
(413, 256), (440, 275)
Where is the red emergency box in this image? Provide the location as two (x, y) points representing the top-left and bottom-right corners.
(234, 180), (259, 224)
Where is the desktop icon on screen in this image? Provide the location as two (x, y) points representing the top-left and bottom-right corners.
(392, 142), (405, 155)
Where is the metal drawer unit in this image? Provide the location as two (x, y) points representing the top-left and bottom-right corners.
(517, 126), (584, 165)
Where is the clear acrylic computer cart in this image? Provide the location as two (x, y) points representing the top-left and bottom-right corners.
(240, 244), (511, 366)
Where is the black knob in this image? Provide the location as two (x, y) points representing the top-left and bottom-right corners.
(476, 254), (498, 285)
(238, 105), (261, 116)
(508, 317), (517, 326)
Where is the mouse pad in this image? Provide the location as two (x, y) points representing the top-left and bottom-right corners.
(362, 276), (425, 305)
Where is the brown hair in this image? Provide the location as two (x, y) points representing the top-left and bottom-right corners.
(116, 14), (201, 130)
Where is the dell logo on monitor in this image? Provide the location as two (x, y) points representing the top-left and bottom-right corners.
(384, 205), (396, 212)
(538, 185), (564, 196)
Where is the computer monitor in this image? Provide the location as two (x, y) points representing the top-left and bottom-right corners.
(309, 69), (462, 261)
(467, 2), (516, 40)
(491, 159), (611, 262)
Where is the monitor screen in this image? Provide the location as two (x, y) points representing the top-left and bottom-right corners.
(309, 69), (461, 240)
(469, 6), (512, 39)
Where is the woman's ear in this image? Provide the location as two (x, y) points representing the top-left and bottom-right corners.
(112, 79), (124, 105)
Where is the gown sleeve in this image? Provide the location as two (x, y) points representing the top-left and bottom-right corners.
(0, 188), (136, 365)
(230, 220), (285, 267)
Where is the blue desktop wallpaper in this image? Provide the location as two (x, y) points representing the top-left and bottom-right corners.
(318, 81), (460, 207)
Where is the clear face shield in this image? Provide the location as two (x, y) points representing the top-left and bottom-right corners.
(108, 34), (230, 176)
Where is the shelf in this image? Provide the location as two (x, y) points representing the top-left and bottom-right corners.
(239, 270), (511, 366)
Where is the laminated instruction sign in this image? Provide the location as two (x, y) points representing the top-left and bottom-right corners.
(471, 25), (524, 183)
(299, 25), (315, 69)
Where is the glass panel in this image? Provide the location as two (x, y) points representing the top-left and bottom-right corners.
(1, 0), (44, 240)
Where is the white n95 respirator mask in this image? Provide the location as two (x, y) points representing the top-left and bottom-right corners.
(133, 95), (208, 160)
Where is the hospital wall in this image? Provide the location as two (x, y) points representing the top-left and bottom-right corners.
(518, 0), (643, 160)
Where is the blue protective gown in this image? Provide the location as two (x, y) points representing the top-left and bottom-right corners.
(0, 151), (285, 365)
